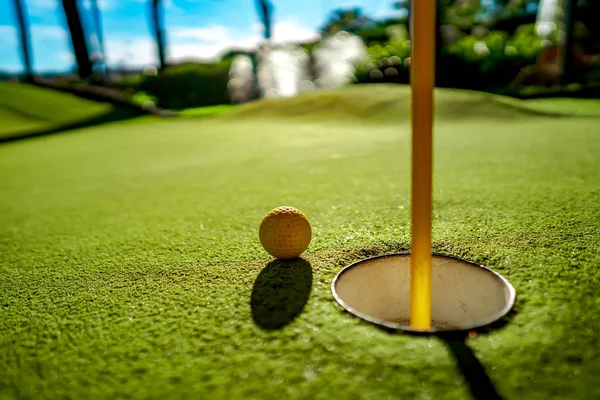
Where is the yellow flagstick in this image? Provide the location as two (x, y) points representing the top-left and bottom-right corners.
(410, 0), (436, 330)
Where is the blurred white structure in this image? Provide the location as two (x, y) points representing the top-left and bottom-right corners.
(227, 32), (368, 102)
(313, 32), (368, 89)
(536, 0), (563, 42)
(256, 44), (312, 98)
(228, 55), (258, 104)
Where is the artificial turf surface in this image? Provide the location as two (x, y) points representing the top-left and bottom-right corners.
(0, 82), (137, 142)
(1, 84), (599, 399)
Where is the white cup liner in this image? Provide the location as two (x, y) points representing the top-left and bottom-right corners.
(332, 253), (516, 333)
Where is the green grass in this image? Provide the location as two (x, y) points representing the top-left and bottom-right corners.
(228, 84), (600, 121)
(0, 82), (123, 141)
(516, 97), (600, 116)
(1, 84), (600, 399)
(178, 104), (236, 117)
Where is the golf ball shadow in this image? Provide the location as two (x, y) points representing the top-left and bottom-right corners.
(251, 258), (312, 330)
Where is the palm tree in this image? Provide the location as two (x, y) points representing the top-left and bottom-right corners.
(249, 0), (274, 102)
(320, 8), (373, 35)
(61, 0), (93, 79)
(151, 0), (167, 70)
(560, 0), (576, 84)
(255, 0), (273, 40)
(12, 0), (33, 82)
(90, 0), (106, 75)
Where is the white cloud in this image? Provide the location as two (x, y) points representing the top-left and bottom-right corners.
(0, 26), (18, 47)
(103, 20), (320, 68)
(271, 20), (321, 44)
(171, 26), (230, 42)
(57, 51), (74, 63)
(28, 0), (113, 13)
(30, 25), (69, 41)
(104, 36), (158, 67)
(131, 0), (172, 7)
(374, 1), (394, 18)
(250, 20), (320, 44)
(0, 25), (66, 46)
(26, 0), (58, 15)
(28, 0), (58, 9)
(339, 0), (362, 8)
(99, 0), (115, 9)
(252, 22), (264, 34)
(167, 33), (261, 62)
(82, 0), (115, 10)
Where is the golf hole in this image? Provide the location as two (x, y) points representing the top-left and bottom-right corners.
(332, 253), (515, 333)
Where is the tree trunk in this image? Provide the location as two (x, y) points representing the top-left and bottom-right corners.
(435, 0), (442, 87)
(61, 0), (93, 79)
(151, 0), (167, 70)
(12, 0), (33, 82)
(560, 0), (576, 85)
(255, 0), (273, 40)
(90, 0), (106, 74)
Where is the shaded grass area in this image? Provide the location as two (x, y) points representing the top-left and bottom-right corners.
(1, 86), (599, 399)
(0, 107), (144, 144)
(0, 82), (141, 142)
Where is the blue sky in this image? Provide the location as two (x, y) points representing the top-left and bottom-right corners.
(0, 0), (400, 73)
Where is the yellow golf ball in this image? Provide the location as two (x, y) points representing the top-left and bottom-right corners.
(259, 206), (312, 259)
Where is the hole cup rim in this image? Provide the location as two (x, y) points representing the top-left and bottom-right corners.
(331, 252), (517, 334)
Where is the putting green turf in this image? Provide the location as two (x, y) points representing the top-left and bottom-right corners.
(1, 85), (599, 399)
(0, 82), (129, 141)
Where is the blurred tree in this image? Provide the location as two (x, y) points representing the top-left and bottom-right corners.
(561, 0), (575, 83)
(221, 49), (255, 60)
(90, 0), (106, 73)
(12, 0), (33, 82)
(255, 0), (273, 40)
(151, 0), (167, 71)
(320, 8), (375, 35)
(547, 0), (600, 85)
(394, 0), (538, 32)
(442, 0), (480, 30)
(61, 0), (93, 79)
(494, 0), (538, 17)
(393, 0), (410, 19)
(575, 0), (600, 49)
(394, 0), (479, 33)
(249, 0), (274, 103)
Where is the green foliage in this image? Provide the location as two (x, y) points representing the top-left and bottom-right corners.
(114, 61), (232, 110)
(320, 8), (374, 35)
(395, 0), (538, 31)
(351, 23), (409, 47)
(367, 40), (410, 60)
(443, 0), (482, 29)
(354, 25), (411, 75)
(220, 49), (255, 61)
(131, 91), (158, 106)
(356, 23), (550, 89)
(114, 73), (145, 89)
(355, 26), (388, 45)
(509, 23), (548, 58)
(299, 40), (320, 53)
